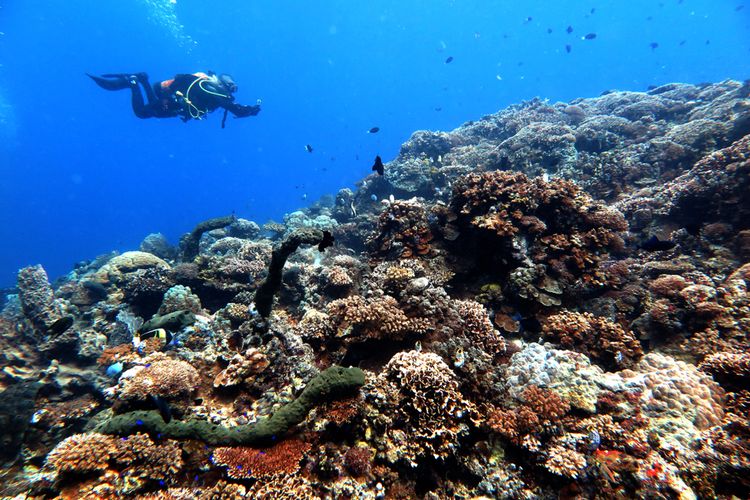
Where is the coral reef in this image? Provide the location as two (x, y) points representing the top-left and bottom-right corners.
(2, 80), (749, 498)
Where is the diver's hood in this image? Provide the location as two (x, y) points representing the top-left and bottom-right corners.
(219, 74), (238, 93)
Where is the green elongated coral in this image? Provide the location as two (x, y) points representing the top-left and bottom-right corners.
(254, 228), (326, 318)
(95, 365), (364, 446)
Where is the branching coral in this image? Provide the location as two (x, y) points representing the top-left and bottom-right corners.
(367, 351), (476, 467)
(449, 170), (627, 303)
(116, 353), (200, 404)
(327, 295), (432, 341)
(45, 432), (183, 495)
(369, 197), (434, 258)
(698, 351), (750, 390)
(542, 311), (643, 370)
(212, 439), (311, 480)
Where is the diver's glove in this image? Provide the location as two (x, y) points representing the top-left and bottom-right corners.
(233, 104), (261, 118)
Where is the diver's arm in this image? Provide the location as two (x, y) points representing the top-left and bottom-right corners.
(223, 101), (261, 118)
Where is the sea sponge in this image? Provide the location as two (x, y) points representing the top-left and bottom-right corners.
(16, 264), (65, 335)
(98, 366), (365, 446)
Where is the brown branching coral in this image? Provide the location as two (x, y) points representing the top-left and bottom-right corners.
(487, 385), (570, 445)
(367, 351), (477, 467)
(370, 198), (434, 258)
(46, 432), (115, 473)
(449, 170), (627, 302)
(454, 299), (505, 354)
(117, 354), (200, 404)
(699, 351), (750, 390)
(212, 439), (311, 480)
(327, 295), (432, 341)
(46, 432), (183, 495)
(542, 311), (643, 370)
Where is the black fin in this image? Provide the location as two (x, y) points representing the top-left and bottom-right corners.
(151, 395), (172, 423)
(371, 155), (384, 175)
(87, 73), (133, 91)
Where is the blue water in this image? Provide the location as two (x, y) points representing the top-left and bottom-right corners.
(0, 0), (748, 287)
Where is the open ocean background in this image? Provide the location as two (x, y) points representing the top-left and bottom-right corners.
(0, 0), (748, 287)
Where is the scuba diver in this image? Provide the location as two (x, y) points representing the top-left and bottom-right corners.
(87, 71), (261, 125)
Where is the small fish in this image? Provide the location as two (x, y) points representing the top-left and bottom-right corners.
(566, 25), (573, 34)
(106, 362), (124, 377)
(736, 5), (745, 11)
(583, 33), (597, 40)
(318, 230), (334, 252)
(151, 395), (172, 423)
(649, 42), (659, 50)
(445, 56), (454, 64)
(367, 127), (380, 133)
(434, 106), (442, 111)
(135, 328), (173, 348)
(304, 144), (313, 153)
(679, 40), (686, 46)
(590, 8), (596, 14)
(547, 28), (553, 34)
(371, 155), (384, 175)
(524, 16), (533, 23)
(640, 235), (677, 252)
(565, 44), (572, 53)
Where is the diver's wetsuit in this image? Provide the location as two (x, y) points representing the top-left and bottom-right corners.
(88, 72), (260, 122)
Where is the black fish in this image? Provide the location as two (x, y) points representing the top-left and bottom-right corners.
(318, 230), (334, 252)
(445, 56), (454, 64)
(305, 144), (313, 153)
(684, 222), (702, 236)
(565, 44), (572, 53)
(368, 126), (380, 133)
(566, 25), (573, 34)
(151, 395), (172, 423)
(49, 316), (74, 336)
(640, 235), (676, 252)
(583, 32), (597, 40)
(371, 155), (384, 175)
(82, 280), (108, 301)
(547, 28), (553, 34)
(649, 42), (659, 50)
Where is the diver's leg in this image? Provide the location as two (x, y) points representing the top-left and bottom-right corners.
(134, 73), (160, 105)
(129, 82), (153, 119)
